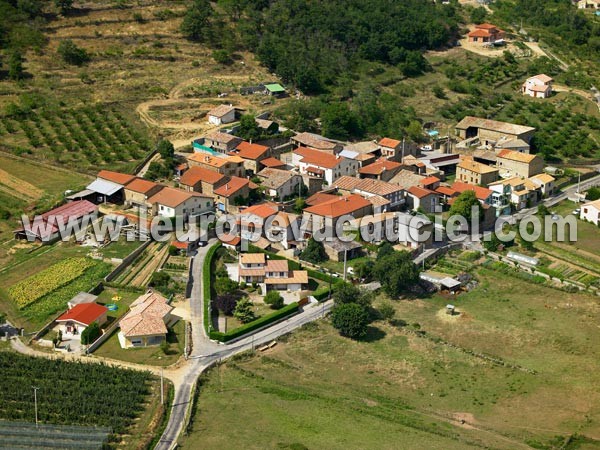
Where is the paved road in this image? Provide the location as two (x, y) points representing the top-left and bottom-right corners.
(155, 242), (333, 450)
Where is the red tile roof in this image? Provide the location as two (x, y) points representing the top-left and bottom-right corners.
(179, 166), (226, 187)
(435, 186), (458, 197)
(294, 147), (344, 169)
(451, 181), (493, 201)
(148, 187), (210, 208)
(97, 170), (136, 186)
(125, 178), (161, 194)
(359, 158), (401, 175)
(305, 192), (339, 206)
(57, 303), (108, 326)
(419, 176), (441, 187)
(214, 176), (252, 197)
(241, 203), (279, 219)
(407, 186), (437, 199)
(304, 194), (371, 218)
(378, 138), (401, 149)
(232, 141), (270, 160)
(260, 157), (285, 168)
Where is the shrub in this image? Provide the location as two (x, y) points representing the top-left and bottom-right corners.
(264, 290), (284, 309)
(58, 40), (90, 65)
(331, 303), (369, 339)
(80, 322), (101, 345)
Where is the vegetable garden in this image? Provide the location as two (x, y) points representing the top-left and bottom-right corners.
(113, 242), (169, 287)
(0, 352), (153, 446)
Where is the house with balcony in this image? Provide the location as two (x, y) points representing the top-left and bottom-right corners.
(236, 253), (308, 292)
(292, 147), (359, 185)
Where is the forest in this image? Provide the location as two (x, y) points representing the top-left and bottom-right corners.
(183, 0), (461, 94)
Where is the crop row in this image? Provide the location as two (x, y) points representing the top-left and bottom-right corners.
(9, 258), (96, 309)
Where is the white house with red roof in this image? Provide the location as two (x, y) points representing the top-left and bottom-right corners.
(522, 74), (553, 99)
(56, 302), (108, 339)
(235, 253), (308, 293)
(292, 147), (359, 185)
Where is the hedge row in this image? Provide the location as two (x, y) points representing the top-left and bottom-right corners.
(203, 242), (222, 333)
(209, 302), (300, 342)
(306, 268), (344, 285)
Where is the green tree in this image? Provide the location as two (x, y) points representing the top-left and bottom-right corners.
(81, 322), (101, 345)
(299, 237), (328, 264)
(378, 301), (395, 322)
(353, 259), (374, 281)
(470, 6), (487, 24)
(331, 303), (369, 339)
(181, 0), (213, 42)
(237, 114), (261, 141)
(160, 339), (170, 354)
(377, 241), (395, 260)
(215, 276), (238, 295)
(587, 187), (600, 201)
(321, 102), (363, 140)
(449, 190), (482, 223)
(264, 290), (284, 309)
(333, 283), (372, 309)
(8, 51), (24, 81)
(483, 232), (502, 252)
(157, 139), (175, 160)
(294, 197), (307, 214)
(55, 0), (74, 14)
(234, 297), (256, 323)
(212, 49), (233, 65)
(58, 40), (90, 66)
(373, 251), (420, 298)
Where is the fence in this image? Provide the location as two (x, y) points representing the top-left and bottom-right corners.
(86, 316), (122, 354)
(133, 148), (158, 175)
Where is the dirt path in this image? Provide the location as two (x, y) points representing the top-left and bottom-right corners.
(524, 42), (569, 70)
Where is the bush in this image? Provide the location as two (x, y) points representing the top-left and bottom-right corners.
(58, 40), (90, 65)
(378, 302), (395, 322)
(264, 290), (284, 309)
(80, 322), (101, 345)
(212, 49), (233, 65)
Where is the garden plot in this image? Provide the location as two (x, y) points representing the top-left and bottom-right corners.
(114, 242), (170, 288)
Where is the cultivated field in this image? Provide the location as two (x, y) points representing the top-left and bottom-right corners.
(181, 267), (600, 450)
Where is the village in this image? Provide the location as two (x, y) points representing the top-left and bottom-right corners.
(0, 2), (599, 447)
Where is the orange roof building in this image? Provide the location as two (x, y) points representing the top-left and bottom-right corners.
(304, 194), (372, 219)
(97, 170), (136, 186)
(467, 23), (505, 43)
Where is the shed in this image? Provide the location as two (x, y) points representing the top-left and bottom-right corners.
(506, 251), (539, 267)
(264, 83), (286, 97)
(67, 292), (98, 310)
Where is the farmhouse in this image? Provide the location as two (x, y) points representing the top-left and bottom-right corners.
(359, 158), (402, 181)
(118, 291), (175, 348)
(228, 141), (271, 175)
(304, 194), (372, 231)
(456, 158), (499, 186)
(14, 200), (98, 243)
(291, 132), (342, 153)
(179, 166), (227, 195)
(332, 176), (405, 210)
(292, 147), (359, 185)
(256, 168), (303, 200)
(146, 187), (213, 221)
(204, 131), (243, 153)
(496, 149), (544, 178)
(187, 153), (245, 177)
(207, 104), (236, 125)
(377, 138), (417, 160)
(581, 199), (600, 225)
(467, 23), (505, 43)
(455, 116), (536, 146)
(123, 178), (163, 208)
(213, 177), (258, 213)
(236, 253), (308, 292)
(406, 186), (439, 214)
(323, 239), (363, 262)
(56, 303), (108, 339)
(529, 173), (556, 197)
(522, 74), (553, 98)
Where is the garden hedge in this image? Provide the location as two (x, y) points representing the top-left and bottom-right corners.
(203, 242), (222, 333)
(209, 302), (300, 342)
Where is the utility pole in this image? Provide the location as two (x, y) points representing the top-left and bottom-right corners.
(32, 386), (39, 428)
(401, 138), (405, 162)
(343, 249), (348, 282)
(160, 368), (164, 405)
(577, 172), (581, 194)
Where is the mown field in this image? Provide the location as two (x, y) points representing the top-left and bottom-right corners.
(180, 268), (600, 450)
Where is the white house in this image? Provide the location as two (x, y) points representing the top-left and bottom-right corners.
(292, 146), (359, 185)
(581, 199), (600, 225)
(207, 104), (236, 125)
(522, 74), (553, 98)
(146, 187), (213, 221)
(236, 253), (308, 293)
(55, 303), (108, 339)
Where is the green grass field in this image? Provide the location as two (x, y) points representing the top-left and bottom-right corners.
(180, 268), (600, 450)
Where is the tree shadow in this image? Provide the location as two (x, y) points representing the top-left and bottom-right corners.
(360, 326), (386, 342)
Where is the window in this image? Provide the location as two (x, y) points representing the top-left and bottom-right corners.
(206, 201), (211, 207)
